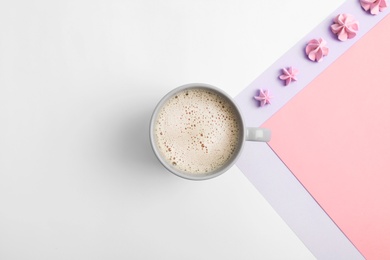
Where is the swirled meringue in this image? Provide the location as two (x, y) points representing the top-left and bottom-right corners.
(331, 14), (359, 41)
(279, 67), (299, 86)
(360, 0), (388, 15)
(305, 38), (329, 62)
(254, 89), (272, 107)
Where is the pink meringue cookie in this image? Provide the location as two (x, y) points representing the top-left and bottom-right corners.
(279, 67), (299, 86)
(360, 0), (387, 15)
(254, 89), (272, 107)
(331, 14), (359, 41)
(305, 38), (329, 62)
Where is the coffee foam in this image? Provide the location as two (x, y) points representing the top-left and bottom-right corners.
(155, 88), (241, 174)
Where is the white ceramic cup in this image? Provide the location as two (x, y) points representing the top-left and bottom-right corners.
(150, 83), (271, 180)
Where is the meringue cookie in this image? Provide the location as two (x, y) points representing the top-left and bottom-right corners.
(360, 0), (387, 15)
(305, 38), (329, 62)
(331, 14), (359, 41)
(254, 89), (272, 107)
(279, 67), (299, 86)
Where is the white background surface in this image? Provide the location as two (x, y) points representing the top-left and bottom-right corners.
(0, 0), (341, 259)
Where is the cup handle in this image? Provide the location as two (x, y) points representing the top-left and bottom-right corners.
(245, 127), (271, 142)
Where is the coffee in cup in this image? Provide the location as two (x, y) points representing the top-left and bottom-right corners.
(154, 87), (241, 174)
(150, 83), (271, 180)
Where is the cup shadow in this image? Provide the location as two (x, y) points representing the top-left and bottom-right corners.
(112, 105), (169, 179)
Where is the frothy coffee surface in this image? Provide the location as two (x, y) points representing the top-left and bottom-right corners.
(155, 88), (241, 174)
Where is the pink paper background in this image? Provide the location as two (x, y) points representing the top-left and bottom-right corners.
(263, 14), (390, 260)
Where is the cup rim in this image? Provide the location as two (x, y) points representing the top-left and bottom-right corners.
(149, 83), (246, 180)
